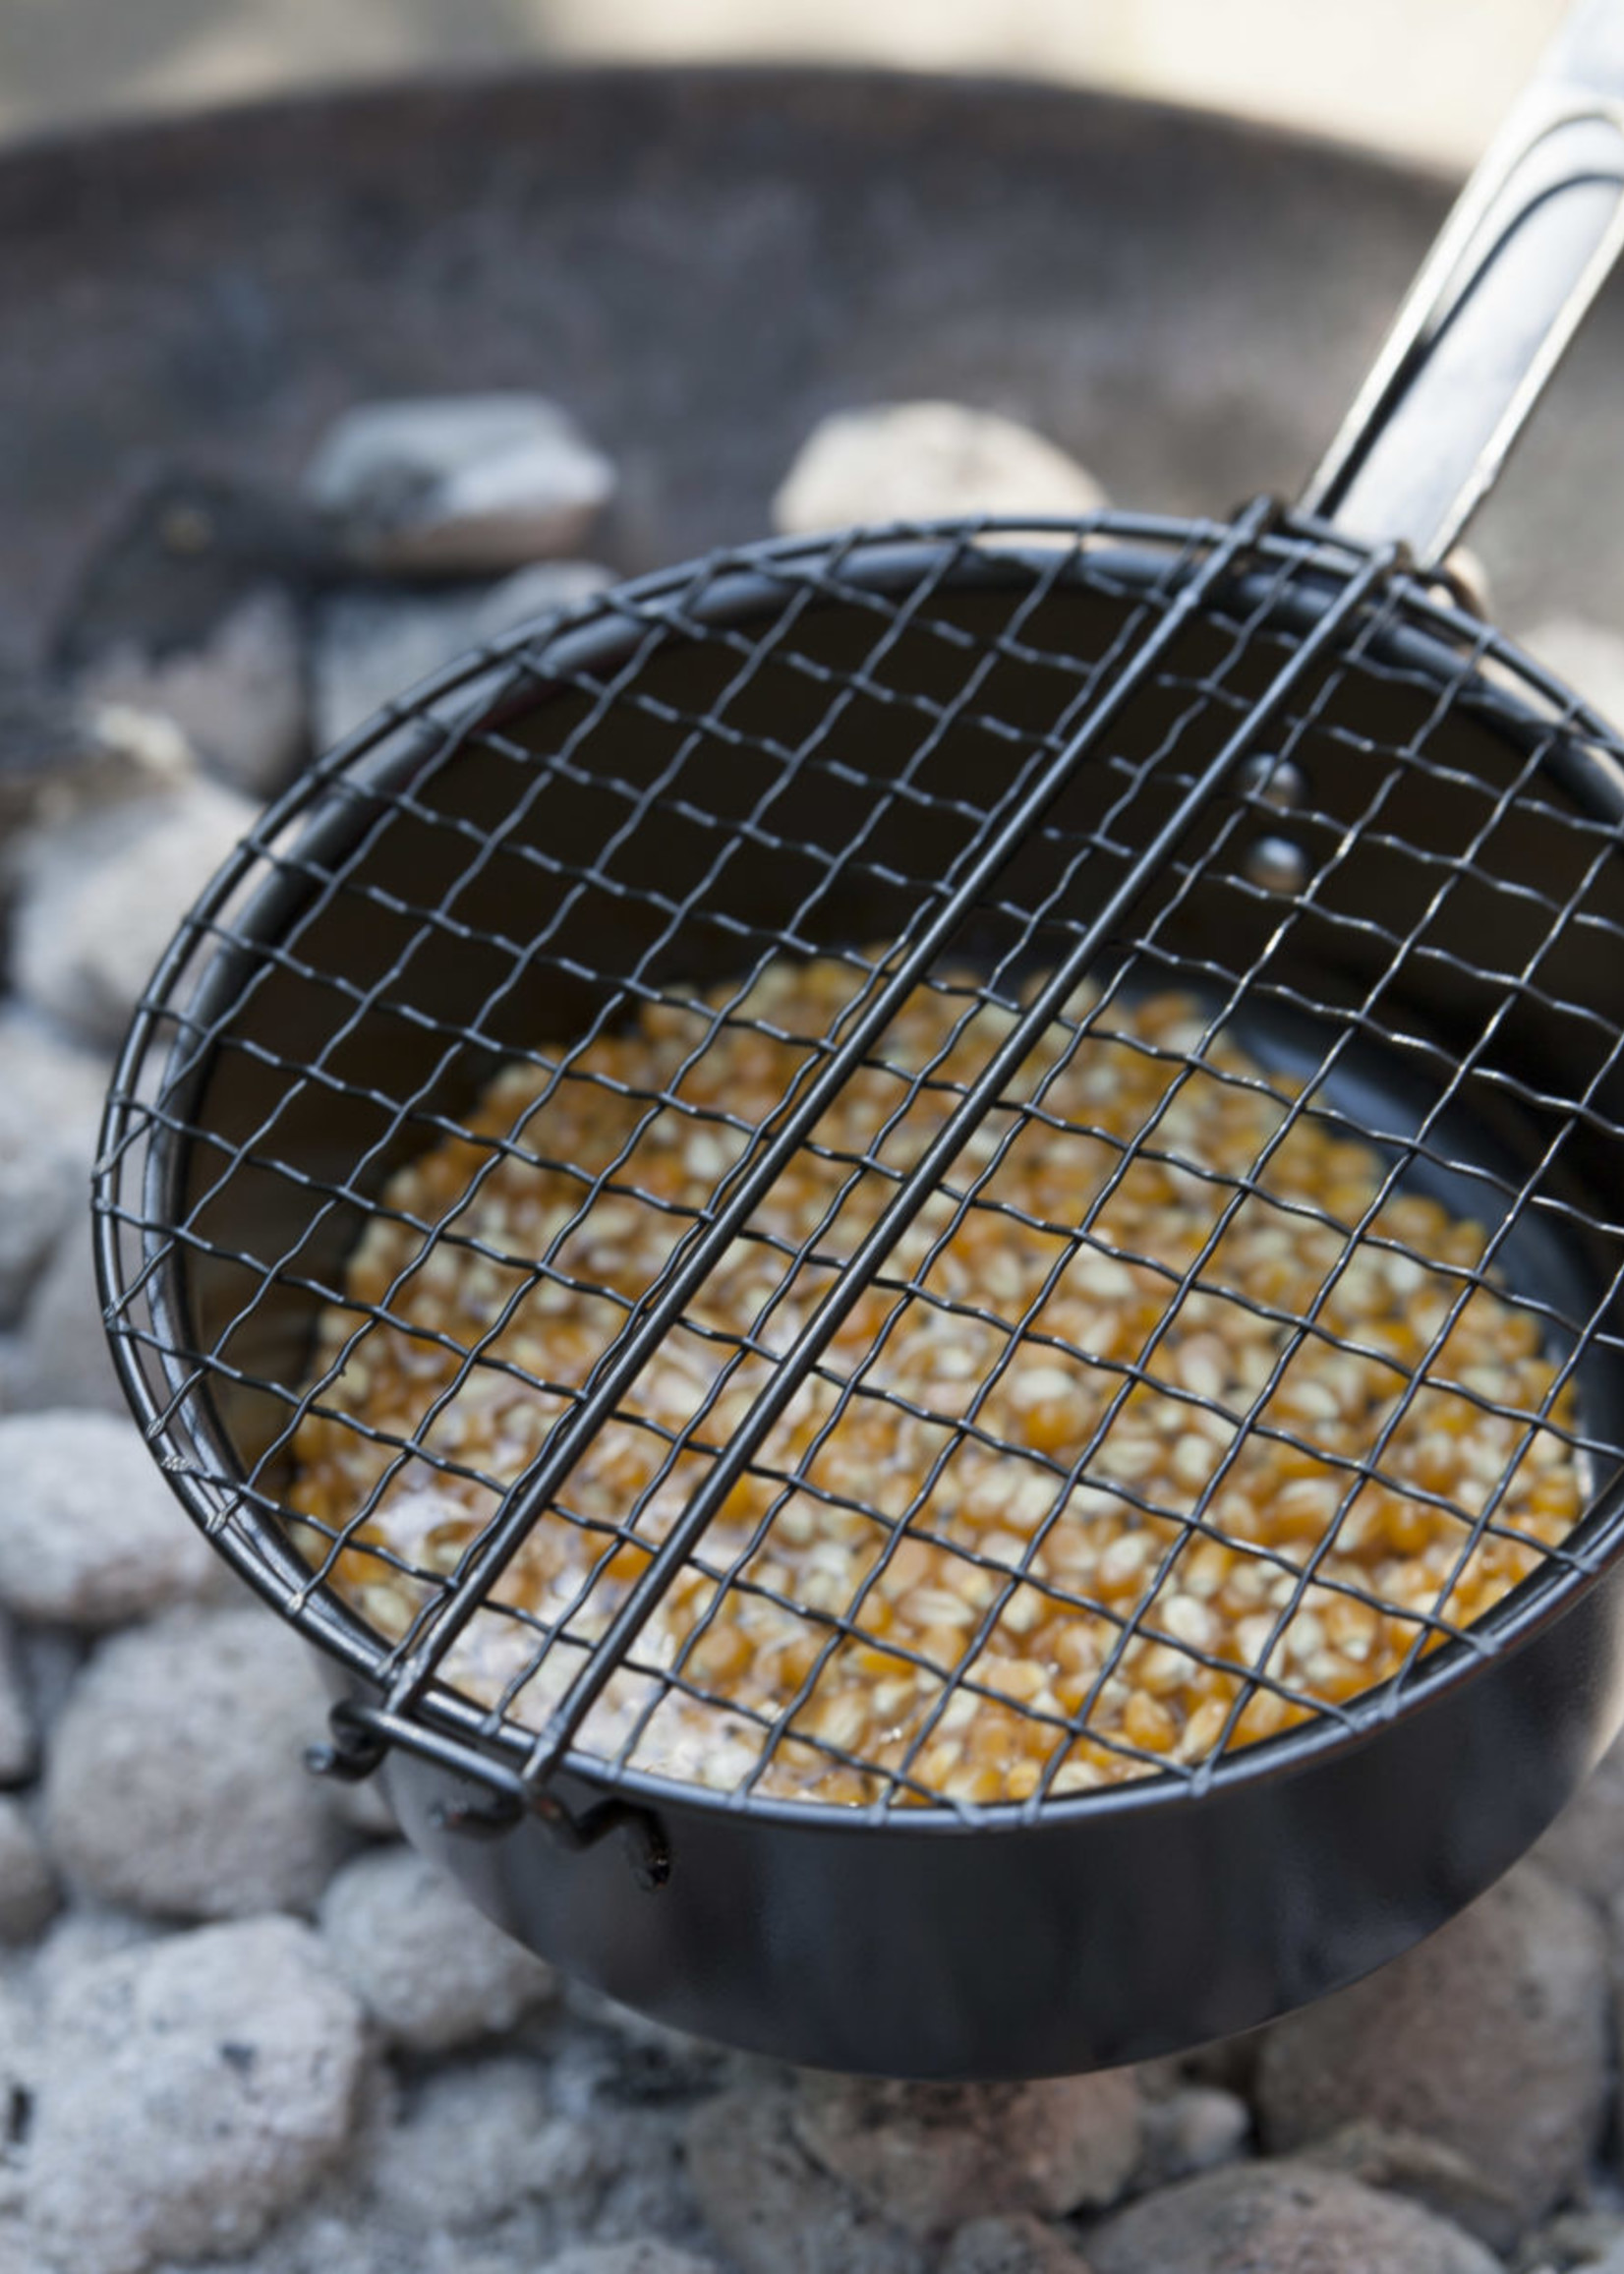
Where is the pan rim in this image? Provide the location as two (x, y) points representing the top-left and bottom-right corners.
(92, 503), (1624, 1836)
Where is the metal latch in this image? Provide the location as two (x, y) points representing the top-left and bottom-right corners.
(306, 1697), (669, 1891)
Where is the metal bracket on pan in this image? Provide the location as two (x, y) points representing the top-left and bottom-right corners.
(306, 1697), (670, 1890)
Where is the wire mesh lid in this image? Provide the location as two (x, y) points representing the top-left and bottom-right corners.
(95, 503), (1624, 1830)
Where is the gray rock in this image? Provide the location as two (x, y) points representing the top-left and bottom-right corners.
(772, 402), (1107, 535)
(0, 1409), (214, 1627)
(0, 1623), (35, 1785)
(1137, 2084), (1250, 2184)
(0, 1217), (126, 1416)
(369, 2057), (596, 2234)
(78, 584), (308, 800)
(0, 676), (192, 847)
(1298, 2120), (1522, 2247)
(544, 2246), (720, 2274)
(0, 1799), (57, 1941)
(27, 1915), (367, 2274)
(1521, 616), (1624, 733)
(1530, 1726), (1624, 1907)
(790, 2071), (1141, 2238)
(1088, 2162), (1500, 2274)
(11, 778), (258, 1049)
(29, 1901), (162, 1999)
(10, 1626), (88, 1748)
(312, 558), (609, 745)
(307, 395), (615, 575)
(318, 1844), (553, 2052)
(1255, 1862), (1608, 2246)
(1522, 2208), (1624, 2271)
(942, 2214), (1095, 2274)
(43, 1605), (357, 1919)
(0, 1014), (107, 1327)
(687, 2086), (926, 2274)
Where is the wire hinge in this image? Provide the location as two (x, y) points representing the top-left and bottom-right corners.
(306, 1699), (668, 1890)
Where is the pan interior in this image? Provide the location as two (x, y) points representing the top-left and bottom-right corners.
(113, 521), (1624, 1816)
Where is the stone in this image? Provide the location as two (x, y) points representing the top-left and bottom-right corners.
(0, 1218), (127, 1416)
(0, 674), (192, 847)
(686, 2086), (926, 2274)
(43, 1605), (357, 1919)
(0, 1409), (214, 1628)
(27, 1915), (368, 2274)
(1137, 2084), (1250, 2184)
(1254, 1862), (1608, 2247)
(1521, 616), (1624, 733)
(318, 1843), (553, 2052)
(1298, 2120), (1523, 2247)
(52, 468), (334, 676)
(1524, 2209), (1624, 2271)
(306, 395), (616, 575)
(369, 2057), (596, 2234)
(942, 2214), (1096, 2274)
(78, 583), (308, 799)
(11, 778), (259, 1049)
(543, 2246), (720, 2274)
(772, 402), (1107, 535)
(0, 1623), (35, 1785)
(312, 558), (610, 746)
(1529, 1725), (1624, 1907)
(789, 2070), (1141, 2238)
(1088, 2163), (1499, 2274)
(0, 1799), (57, 1941)
(0, 1013), (108, 1328)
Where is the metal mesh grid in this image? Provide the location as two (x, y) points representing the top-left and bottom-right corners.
(95, 504), (1624, 1823)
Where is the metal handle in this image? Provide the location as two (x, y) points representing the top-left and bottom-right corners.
(1302, 0), (1624, 564)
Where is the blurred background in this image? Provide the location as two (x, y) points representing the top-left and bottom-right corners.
(0, 0), (1568, 164)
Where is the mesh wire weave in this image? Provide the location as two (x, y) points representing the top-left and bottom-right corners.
(94, 505), (1624, 1823)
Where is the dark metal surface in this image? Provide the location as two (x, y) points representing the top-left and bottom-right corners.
(376, 1547), (1624, 2076)
(94, 509), (1624, 2070)
(3, 61), (1622, 671)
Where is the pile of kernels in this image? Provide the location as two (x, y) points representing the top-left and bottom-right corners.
(290, 960), (1584, 1806)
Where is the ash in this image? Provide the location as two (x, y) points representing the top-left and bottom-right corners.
(0, 393), (1619, 2274)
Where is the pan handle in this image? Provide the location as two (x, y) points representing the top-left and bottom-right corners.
(1301, 0), (1624, 565)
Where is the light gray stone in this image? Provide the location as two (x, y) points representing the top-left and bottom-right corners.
(43, 1605), (357, 1919)
(319, 1844), (553, 2052)
(0, 1217), (126, 1416)
(312, 558), (609, 745)
(0, 1623), (35, 1786)
(0, 1409), (213, 1628)
(12, 778), (258, 1049)
(686, 2087), (926, 2274)
(1521, 616), (1624, 734)
(772, 402), (1107, 535)
(370, 2057), (596, 2233)
(307, 394), (615, 574)
(1298, 2120), (1522, 2247)
(1530, 1725), (1624, 1907)
(0, 1799), (57, 1942)
(1138, 2084), (1250, 2184)
(543, 2245), (720, 2274)
(0, 1014), (107, 1328)
(1255, 1862), (1608, 2247)
(1525, 2209), (1624, 2272)
(29, 1901), (162, 2000)
(78, 584), (308, 800)
(1088, 2161), (1500, 2274)
(790, 2071), (1141, 2238)
(27, 1915), (368, 2274)
(941, 2214), (1095, 2274)
(0, 678), (192, 848)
